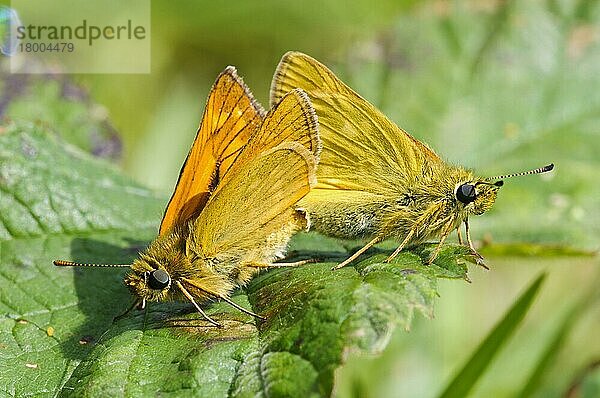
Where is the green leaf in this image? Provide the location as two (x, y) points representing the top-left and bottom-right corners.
(437, 273), (546, 398)
(0, 122), (471, 397)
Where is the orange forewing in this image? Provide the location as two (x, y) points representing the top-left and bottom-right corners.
(159, 67), (265, 235)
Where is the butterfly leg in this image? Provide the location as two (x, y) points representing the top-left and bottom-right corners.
(113, 298), (142, 322)
(427, 225), (454, 264)
(175, 281), (222, 327)
(215, 294), (266, 320)
(276, 259), (317, 267)
(457, 227), (464, 245)
(465, 220), (489, 270)
(180, 277), (266, 321)
(248, 259), (317, 268)
(384, 229), (416, 264)
(333, 235), (382, 270)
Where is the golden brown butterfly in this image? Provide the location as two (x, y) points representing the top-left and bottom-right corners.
(55, 66), (320, 326)
(270, 52), (553, 269)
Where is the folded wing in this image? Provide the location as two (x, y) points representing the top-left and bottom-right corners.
(270, 52), (441, 195)
(214, 88), (320, 195)
(160, 67), (265, 235)
(193, 143), (317, 261)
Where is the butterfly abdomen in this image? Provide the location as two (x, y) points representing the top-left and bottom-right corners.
(302, 197), (387, 239)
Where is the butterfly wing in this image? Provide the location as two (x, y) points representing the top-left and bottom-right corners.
(192, 89), (319, 261)
(159, 66), (265, 235)
(270, 51), (441, 196)
(192, 142), (316, 261)
(193, 143), (316, 262)
(214, 88), (320, 193)
(250, 88), (320, 159)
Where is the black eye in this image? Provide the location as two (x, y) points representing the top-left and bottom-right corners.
(148, 269), (170, 290)
(456, 183), (477, 204)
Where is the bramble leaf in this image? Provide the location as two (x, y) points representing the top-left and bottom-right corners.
(0, 123), (469, 397)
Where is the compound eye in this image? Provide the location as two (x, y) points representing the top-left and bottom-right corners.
(148, 269), (170, 290)
(456, 183), (477, 204)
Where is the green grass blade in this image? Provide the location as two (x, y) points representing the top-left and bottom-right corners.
(515, 307), (577, 398)
(438, 273), (547, 398)
(516, 276), (600, 398)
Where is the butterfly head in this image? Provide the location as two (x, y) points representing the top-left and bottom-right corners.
(124, 230), (191, 302)
(124, 257), (173, 303)
(455, 180), (503, 216)
(455, 163), (554, 216)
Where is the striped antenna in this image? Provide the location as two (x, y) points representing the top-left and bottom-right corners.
(476, 180), (504, 187)
(486, 163), (554, 181)
(53, 260), (130, 268)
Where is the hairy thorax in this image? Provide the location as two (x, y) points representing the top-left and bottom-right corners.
(303, 164), (476, 244)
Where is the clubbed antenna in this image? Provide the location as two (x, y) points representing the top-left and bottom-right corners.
(53, 260), (130, 268)
(486, 163), (554, 181)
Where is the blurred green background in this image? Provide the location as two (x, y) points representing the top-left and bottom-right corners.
(1, 0), (599, 396)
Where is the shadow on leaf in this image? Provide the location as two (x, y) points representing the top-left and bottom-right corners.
(58, 236), (144, 360)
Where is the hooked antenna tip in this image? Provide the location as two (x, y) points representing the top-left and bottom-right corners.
(543, 163), (554, 172)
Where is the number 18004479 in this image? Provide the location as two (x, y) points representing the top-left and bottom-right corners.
(18, 42), (74, 53)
